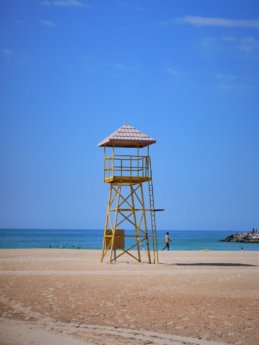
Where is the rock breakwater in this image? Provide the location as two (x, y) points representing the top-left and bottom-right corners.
(221, 231), (259, 243)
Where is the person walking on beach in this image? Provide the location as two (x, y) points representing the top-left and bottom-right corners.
(162, 232), (172, 251)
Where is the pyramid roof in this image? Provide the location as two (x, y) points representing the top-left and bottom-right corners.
(98, 124), (156, 148)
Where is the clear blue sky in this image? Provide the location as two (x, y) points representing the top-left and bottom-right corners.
(1, 0), (259, 230)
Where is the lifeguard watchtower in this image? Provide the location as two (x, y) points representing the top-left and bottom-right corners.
(98, 124), (162, 264)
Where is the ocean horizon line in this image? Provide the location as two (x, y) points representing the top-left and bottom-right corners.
(0, 228), (240, 232)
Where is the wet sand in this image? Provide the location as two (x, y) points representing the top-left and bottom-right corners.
(0, 249), (258, 345)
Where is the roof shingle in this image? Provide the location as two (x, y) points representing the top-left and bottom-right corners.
(98, 124), (156, 148)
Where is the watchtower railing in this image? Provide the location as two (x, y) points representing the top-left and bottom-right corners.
(104, 154), (151, 180)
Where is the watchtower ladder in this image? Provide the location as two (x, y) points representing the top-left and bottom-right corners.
(148, 161), (159, 264)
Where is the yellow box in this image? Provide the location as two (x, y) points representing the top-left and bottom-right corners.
(105, 229), (125, 249)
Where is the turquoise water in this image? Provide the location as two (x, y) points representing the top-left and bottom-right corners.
(0, 229), (259, 251)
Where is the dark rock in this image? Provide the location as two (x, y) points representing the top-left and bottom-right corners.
(221, 231), (259, 243)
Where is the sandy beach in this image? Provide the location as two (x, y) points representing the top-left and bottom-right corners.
(0, 249), (258, 345)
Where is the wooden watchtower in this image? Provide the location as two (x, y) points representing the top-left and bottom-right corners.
(98, 124), (162, 264)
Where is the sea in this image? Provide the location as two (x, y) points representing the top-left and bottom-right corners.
(0, 229), (259, 251)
